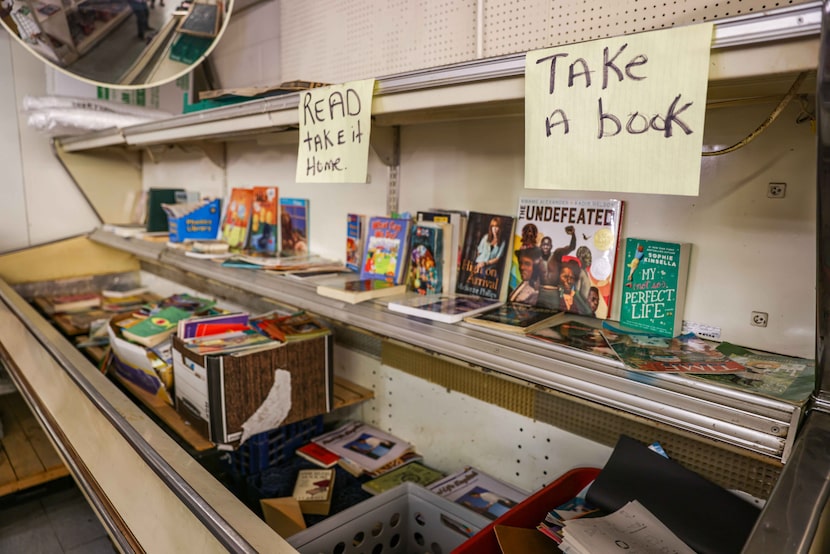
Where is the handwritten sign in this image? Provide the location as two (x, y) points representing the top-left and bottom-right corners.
(525, 23), (713, 196)
(296, 79), (375, 183)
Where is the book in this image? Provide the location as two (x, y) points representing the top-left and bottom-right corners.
(455, 211), (515, 300)
(280, 198), (310, 255)
(387, 294), (502, 324)
(146, 188), (186, 232)
(121, 306), (193, 347)
(359, 215), (412, 284)
(249, 186), (280, 255)
(618, 238), (691, 337)
(181, 329), (278, 355)
(250, 311), (330, 342)
(428, 466), (529, 521)
(221, 188), (254, 251)
(316, 278), (407, 304)
(603, 332), (747, 373)
(509, 198), (624, 319)
(417, 210), (466, 291)
(292, 468), (335, 516)
(345, 213), (366, 272)
(361, 461), (445, 496)
(39, 292), (101, 314)
(406, 221), (453, 295)
(178, 312), (250, 339)
(529, 318), (620, 360)
(52, 308), (110, 336)
(295, 442), (340, 468)
(463, 302), (564, 334)
(101, 283), (150, 299)
(310, 421), (413, 474)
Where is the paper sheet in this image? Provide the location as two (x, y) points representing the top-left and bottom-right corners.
(239, 368), (292, 444)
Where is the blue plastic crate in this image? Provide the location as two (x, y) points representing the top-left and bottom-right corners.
(224, 415), (324, 477)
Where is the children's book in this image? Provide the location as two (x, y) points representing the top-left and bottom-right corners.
(463, 302), (564, 334)
(249, 186), (279, 255)
(221, 188), (254, 251)
(455, 211), (515, 301)
(618, 238), (691, 337)
(359, 216), (412, 284)
(406, 221), (453, 295)
(316, 278), (407, 304)
(361, 462), (445, 496)
(310, 420), (413, 473)
(387, 294), (502, 324)
(181, 329), (277, 355)
(417, 210), (465, 291)
(345, 213), (366, 272)
(121, 306), (192, 347)
(603, 332), (747, 373)
(280, 198), (310, 255)
(509, 198), (624, 320)
(428, 466), (529, 521)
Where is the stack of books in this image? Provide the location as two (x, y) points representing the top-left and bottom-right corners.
(309, 421), (420, 478)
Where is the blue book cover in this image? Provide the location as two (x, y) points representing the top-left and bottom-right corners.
(345, 213), (365, 272)
(280, 198), (309, 255)
(359, 216), (411, 284)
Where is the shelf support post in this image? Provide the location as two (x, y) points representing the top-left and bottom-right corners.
(369, 124), (400, 215)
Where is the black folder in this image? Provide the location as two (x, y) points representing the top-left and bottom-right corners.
(585, 435), (760, 554)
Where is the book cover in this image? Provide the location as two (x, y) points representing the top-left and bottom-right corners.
(619, 238), (691, 337)
(387, 294), (502, 324)
(250, 311), (331, 342)
(121, 306), (192, 347)
(361, 461), (445, 496)
(463, 302), (564, 334)
(310, 420), (413, 473)
(221, 188), (254, 251)
(509, 198), (623, 319)
(345, 213), (365, 272)
(529, 319), (620, 360)
(280, 198), (310, 255)
(359, 216), (412, 284)
(41, 292), (102, 314)
(250, 186), (279, 255)
(428, 466), (529, 521)
(292, 468), (335, 516)
(102, 283), (150, 299)
(603, 332), (747, 373)
(146, 188), (186, 232)
(417, 210), (465, 291)
(296, 442), (340, 468)
(456, 212), (515, 300)
(406, 221), (452, 295)
(178, 312), (250, 339)
(316, 278), (407, 304)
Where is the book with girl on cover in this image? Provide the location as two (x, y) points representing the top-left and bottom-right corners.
(455, 211), (515, 301)
(508, 198), (623, 319)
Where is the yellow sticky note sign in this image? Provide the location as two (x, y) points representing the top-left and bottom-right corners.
(525, 23), (714, 196)
(296, 79), (376, 183)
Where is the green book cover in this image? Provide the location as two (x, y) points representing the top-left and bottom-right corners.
(361, 462), (444, 496)
(619, 238), (691, 337)
(122, 306), (192, 346)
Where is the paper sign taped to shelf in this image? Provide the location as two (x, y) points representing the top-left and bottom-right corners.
(525, 23), (713, 196)
(296, 79), (376, 183)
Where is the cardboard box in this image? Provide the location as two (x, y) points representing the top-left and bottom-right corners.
(171, 334), (332, 444)
(166, 198), (221, 243)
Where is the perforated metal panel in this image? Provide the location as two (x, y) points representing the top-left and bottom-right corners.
(280, 0), (811, 84)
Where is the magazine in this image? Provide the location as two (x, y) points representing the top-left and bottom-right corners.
(603, 332), (746, 373)
(427, 466), (528, 520)
(310, 421), (413, 473)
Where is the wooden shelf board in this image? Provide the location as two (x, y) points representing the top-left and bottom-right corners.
(332, 376), (374, 410)
(0, 393), (69, 498)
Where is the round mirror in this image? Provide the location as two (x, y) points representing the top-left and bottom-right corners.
(0, 0), (232, 88)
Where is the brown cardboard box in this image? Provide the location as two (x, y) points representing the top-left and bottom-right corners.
(260, 497), (306, 537)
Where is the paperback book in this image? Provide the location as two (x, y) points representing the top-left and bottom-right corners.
(361, 461), (445, 496)
(250, 310), (330, 342)
(280, 198), (310, 255)
(387, 294), (502, 324)
(463, 302), (563, 334)
(292, 468), (335, 516)
(249, 186), (279, 255)
(406, 221), (453, 295)
(316, 278), (407, 304)
(427, 466), (529, 521)
(359, 215), (412, 284)
(417, 210), (466, 291)
(345, 213), (366, 272)
(121, 306), (193, 348)
(509, 197), (624, 319)
(310, 420), (413, 474)
(221, 187), (254, 251)
(455, 212), (515, 300)
(603, 332), (747, 373)
(619, 238), (691, 337)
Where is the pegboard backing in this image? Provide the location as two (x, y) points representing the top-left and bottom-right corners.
(279, 0), (812, 85)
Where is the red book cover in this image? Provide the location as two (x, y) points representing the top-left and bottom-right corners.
(296, 442), (340, 468)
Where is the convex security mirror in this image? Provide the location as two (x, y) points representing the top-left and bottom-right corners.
(0, 0), (231, 88)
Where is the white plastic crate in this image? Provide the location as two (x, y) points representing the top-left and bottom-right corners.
(288, 482), (491, 554)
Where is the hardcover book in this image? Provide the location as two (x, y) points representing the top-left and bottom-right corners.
(603, 332), (747, 373)
(618, 238), (691, 337)
(221, 188), (254, 251)
(296, 442), (340, 468)
(359, 216), (412, 284)
(406, 221), (453, 295)
(509, 197), (623, 319)
(387, 294), (502, 324)
(345, 213), (366, 272)
(463, 302), (564, 334)
(249, 186), (279, 255)
(316, 278), (407, 304)
(455, 212), (515, 300)
(361, 461), (445, 496)
(427, 466), (529, 521)
(310, 420), (413, 474)
(280, 198), (310, 255)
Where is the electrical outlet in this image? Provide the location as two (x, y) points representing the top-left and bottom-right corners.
(767, 182), (786, 198)
(751, 311), (768, 327)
